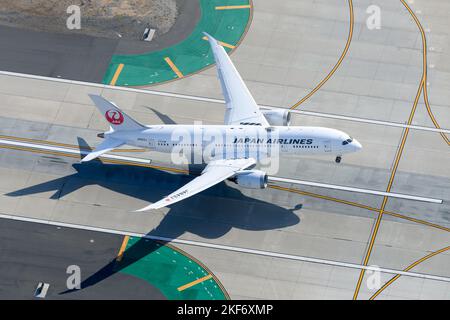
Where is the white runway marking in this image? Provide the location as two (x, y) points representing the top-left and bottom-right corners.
(0, 139), (442, 204)
(0, 137), (442, 204)
(0, 70), (449, 134)
(287, 109), (450, 134)
(268, 177), (443, 204)
(0, 213), (449, 283)
(0, 138), (152, 164)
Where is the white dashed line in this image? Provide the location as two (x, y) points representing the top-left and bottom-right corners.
(0, 70), (448, 135)
(0, 213), (449, 283)
(268, 177), (443, 204)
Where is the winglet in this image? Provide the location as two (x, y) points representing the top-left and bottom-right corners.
(133, 158), (257, 212)
(134, 203), (158, 212)
(202, 32), (217, 44)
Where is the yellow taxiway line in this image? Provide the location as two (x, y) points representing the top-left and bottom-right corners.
(369, 246), (450, 300)
(1, 138), (447, 233)
(268, 185), (450, 233)
(2, 135), (449, 298)
(110, 63), (124, 86)
(0, 143), (188, 174)
(352, 79), (424, 300)
(116, 235), (130, 262)
(0, 135), (145, 153)
(400, 0), (450, 146)
(164, 57), (184, 78)
(290, 0), (354, 110)
(177, 274), (213, 291)
(202, 36), (235, 49)
(353, 0), (449, 300)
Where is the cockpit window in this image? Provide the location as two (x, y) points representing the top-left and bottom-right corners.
(342, 137), (353, 145)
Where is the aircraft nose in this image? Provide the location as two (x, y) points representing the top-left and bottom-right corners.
(352, 139), (362, 151)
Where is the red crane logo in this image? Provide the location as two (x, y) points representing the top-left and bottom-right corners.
(105, 110), (124, 125)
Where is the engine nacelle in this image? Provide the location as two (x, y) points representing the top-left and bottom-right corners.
(232, 170), (268, 189)
(262, 109), (291, 126)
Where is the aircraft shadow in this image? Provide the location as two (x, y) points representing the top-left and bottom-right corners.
(7, 151), (301, 294)
(146, 107), (177, 125)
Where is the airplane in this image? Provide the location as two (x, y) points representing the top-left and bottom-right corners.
(81, 32), (362, 211)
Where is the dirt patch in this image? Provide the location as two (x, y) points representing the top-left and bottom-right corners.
(0, 0), (178, 40)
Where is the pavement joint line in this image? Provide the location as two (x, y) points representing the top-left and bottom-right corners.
(0, 70), (448, 134)
(4, 136), (448, 234)
(0, 143), (188, 174)
(177, 274), (213, 291)
(353, 0), (427, 296)
(268, 185), (450, 233)
(268, 177), (442, 204)
(290, 0), (354, 110)
(369, 246), (450, 300)
(353, 0), (443, 298)
(0, 138), (152, 164)
(287, 109), (450, 134)
(2, 137), (447, 233)
(0, 213), (448, 283)
(354, 0), (449, 297)
(0, 134), (145, 153)
(1, 137), (442, 205)
(353, 80), (422, 299)
(402, 0), (450, 146)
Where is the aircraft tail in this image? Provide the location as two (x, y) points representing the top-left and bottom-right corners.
(88, 94), (146, 131)
(81, 94), (145, 162)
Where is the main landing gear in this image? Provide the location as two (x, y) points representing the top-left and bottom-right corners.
(335, 156), (342, 163)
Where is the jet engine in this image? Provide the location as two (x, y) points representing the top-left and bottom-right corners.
(262, 109), (291, 126)
(230, 170), (268, 189)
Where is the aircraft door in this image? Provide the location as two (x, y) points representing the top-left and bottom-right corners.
(324, 140), (331, 153)
(148, 139), (156, 150)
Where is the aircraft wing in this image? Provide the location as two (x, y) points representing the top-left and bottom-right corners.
(81, 137), (125, 162)
(135, 158), (256, 211)
(204, 32), (269, 127)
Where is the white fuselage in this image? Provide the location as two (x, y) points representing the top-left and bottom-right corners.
(107, 125), (362, 162)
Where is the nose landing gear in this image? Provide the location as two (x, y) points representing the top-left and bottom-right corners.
(335, 156), (342, 163)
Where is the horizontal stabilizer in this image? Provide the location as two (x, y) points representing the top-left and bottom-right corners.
(81, 137), (125, 162)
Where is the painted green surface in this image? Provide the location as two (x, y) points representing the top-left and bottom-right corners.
(118, 237), (227, 300)
(103, 0), (251, 86)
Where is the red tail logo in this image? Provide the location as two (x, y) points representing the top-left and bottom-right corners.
(105, 110), (124, 125)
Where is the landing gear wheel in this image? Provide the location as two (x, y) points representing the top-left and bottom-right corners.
(335, 156), (342, 163)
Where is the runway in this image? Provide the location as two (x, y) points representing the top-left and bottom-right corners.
(1, 213), (449, 284)
(0, 69), (448, 299)
(0, 0), (449, 300)
(0, 135), (443, 204)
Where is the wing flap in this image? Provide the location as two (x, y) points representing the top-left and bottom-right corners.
(135, 158), (256, 211)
